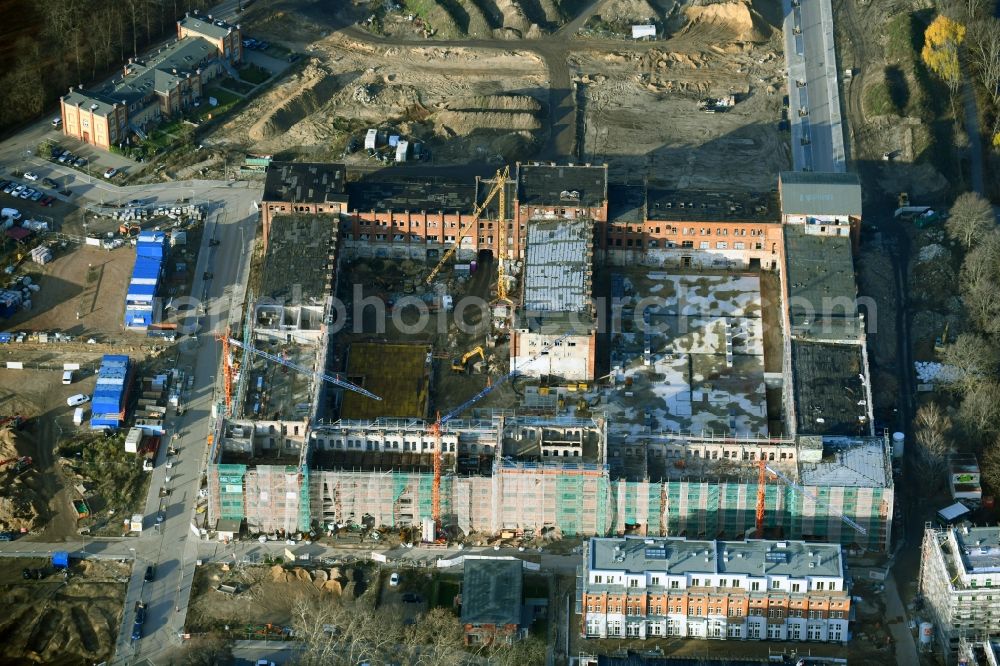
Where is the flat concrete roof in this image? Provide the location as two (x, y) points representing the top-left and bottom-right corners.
(259, 214), (337, 303)
(792, 340), (867, 436)
(264, 162), (347, 204)
(646, 188), (778, 223)
(783, 226), (859, 341)
(518, 163), (607, 208)
(588, 536), (843, 579)
(523, 219), (593, 314)
(608, 184), (645, 223)
(347, 176), (476, 214)
(779, 171), (862, 217)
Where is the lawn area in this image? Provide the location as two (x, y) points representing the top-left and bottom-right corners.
(218, 76), (254, 95)
(864, 81), (897, 117)
(197, 87), (241, 120)
(238, 64), (272, 85)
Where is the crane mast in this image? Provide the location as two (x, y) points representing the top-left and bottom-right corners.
(226, 338), (382, 402)
(430, 333), (572, 533)
(425, 166), (509, 286)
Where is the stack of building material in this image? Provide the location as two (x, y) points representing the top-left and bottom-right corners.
(29, 245), (52, 265)
(0, 289), (22, 318)
(124, 232), (166, 330)
(91, 355), (133, 430)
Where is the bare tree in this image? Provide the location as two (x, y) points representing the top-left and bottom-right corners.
(946, 192), (995, 249)
(959, 379), (1000, 443)
(181, 635), (233, 666)
(969, 18), (1000, 108)
(978, 436), (1000, 494)
(960, 234), (1000, 337)
(912, 402), (954, 487)
(941, 333), (999, 393)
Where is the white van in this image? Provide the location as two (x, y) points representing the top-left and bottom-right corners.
(66, 394), (89, 407)
(62, 370), (73, 385)
(73, 407), (85, 426)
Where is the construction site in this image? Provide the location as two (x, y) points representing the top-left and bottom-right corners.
(204, 156), (892, 552)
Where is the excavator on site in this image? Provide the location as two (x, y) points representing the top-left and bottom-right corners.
(451, 346), (485, 374)
(0, 456), (32, 474)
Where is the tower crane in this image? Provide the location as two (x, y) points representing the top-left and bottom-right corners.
(495, 169), (510, 303)
(430, 332), (571, 535)
(221, 337), (382, 413)
(755, 459), (867, 538)
(425, 166), (509, 286)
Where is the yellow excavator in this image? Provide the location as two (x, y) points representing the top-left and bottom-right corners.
(452, 346), (485, 373)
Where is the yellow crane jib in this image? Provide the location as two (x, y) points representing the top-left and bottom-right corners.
(425, 166), (509, 286)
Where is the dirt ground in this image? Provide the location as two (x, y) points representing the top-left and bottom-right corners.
(186, 562), (371, 634)
(332, 256), (510, 416)
(0, 557), (128, 666)
(1, 243), (134, 342)
(212, 43), (548, 163)
(574, 40), (790, 185)
(200, 0), (792, 185)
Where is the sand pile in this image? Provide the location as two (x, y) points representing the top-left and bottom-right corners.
(435, 110), (541, 135)
(684, 0), (773, 42)
(445, 95), (541, 112)
(248, 61), (341, 142)
(0, 428), (43, 532)
(496, 0), (532, 34)
(599, 0), (660, 25)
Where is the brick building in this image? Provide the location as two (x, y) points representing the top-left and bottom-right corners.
(461, 559), (524, 646)
(579, 536), (850, 643)
(60, 11), (241, 150)
(261, 162), (349, 248)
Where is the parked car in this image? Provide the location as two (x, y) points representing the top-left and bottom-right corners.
(29, 191), (42, 202)
(0, 181), (8, 190)
(257, 41), (270, 50)
(11, 185), (25, 196)
(144, 566), (155, 582)
(51, 117), (62, 129)
(74, 157), (87, 167)
(66, 394), (89, 407)
(23, 172), (38, 181)
(39, 196), (54, 206)
(58, 153), (71, 163)
(389, 573), (400, 587)
(42, 177), (57, 188)
(2, 183), (15, 194)
(19, 189), (33, 199)
(103, 167), (118, 179)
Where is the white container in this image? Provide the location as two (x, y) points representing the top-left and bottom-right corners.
(892, 432), (905, 459)
(919, 622), (933, 646)
(73, 407), (85, 426)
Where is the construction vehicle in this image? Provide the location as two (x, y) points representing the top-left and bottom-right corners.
(755, 459), (867, 539)
(430, 333), (573, 537)
(426, 166), (509, 286)
(934, 322), (950, 354)
(119, 222), (140, 237)
(221, 335), (381, 416)
(0, 414), (25, 430)
(451, 346), (485, 373)
(0, 456), (32, 474)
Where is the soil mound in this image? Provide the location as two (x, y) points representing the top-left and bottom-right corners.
(599, 0), (660, 24)
(435, 110), (541, 135)
(684, 0), (773, 42)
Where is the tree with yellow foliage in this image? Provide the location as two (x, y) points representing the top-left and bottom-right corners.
(922, 14), (967, 92)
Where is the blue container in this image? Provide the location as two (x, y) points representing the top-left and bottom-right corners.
(52, 551), (69, 568)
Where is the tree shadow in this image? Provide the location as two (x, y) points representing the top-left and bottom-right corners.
(885, 65), (910, 113)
